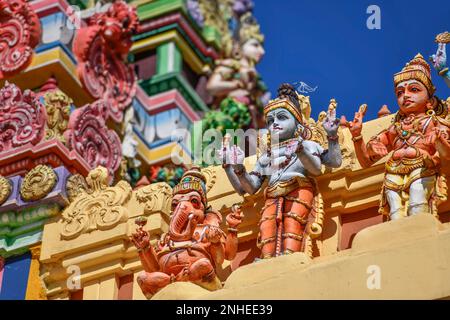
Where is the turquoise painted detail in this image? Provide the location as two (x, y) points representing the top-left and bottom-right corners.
(0, 204), (60, 259)
(0, 229), (43, 259)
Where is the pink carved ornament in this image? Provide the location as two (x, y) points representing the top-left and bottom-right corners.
(73, 0), (138, 123)
(0, 0), (41, 79)
(64, 100), (122, 177)
(0, 81), (47, 152)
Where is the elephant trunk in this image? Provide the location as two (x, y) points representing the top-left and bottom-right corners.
(169, 202), (198, 241)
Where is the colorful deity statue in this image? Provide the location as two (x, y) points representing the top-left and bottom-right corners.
(131, 167), (243, 298)
(430, 31), (450, 88)
(218, 84), (342, 259)
(206, 12), (267, 129)
(342, 54), (450, 220)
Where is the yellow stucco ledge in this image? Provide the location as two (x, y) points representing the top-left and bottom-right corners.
(152, 214), (450, 300)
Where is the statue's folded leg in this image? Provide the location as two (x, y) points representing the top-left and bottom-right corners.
(189, 258), (222, 291)
(283, 187), (314, 253)
(188, 258), (215, 282)
(136, 271), (171, 297)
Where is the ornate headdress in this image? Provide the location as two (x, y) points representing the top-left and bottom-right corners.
(239, 12), (264, 45)
(172, 166), (207, 206)
(394, 53), (436, 96)
(263, 83), (303, 124)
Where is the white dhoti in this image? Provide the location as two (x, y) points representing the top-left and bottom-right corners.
(380, 166), (446, 220)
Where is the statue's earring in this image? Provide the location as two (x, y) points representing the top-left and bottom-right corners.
(295, 124), (303, 139)
(426, 97), (436, 116)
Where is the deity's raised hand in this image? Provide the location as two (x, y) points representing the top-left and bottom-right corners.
(216, 134), (245, 166)
(226, 204), (244, 229)
(131, 217), (150, 250)
(322, 105), (340, 138)
(430, 43), (447, 73)
(367, 140), (388, 158)
(340, 104), (367, 139)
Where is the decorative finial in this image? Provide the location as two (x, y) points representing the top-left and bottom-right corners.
(377, 105), (391, 118)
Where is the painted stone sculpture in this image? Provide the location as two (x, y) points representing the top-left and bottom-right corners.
(206, 11), (267, 129)
(40, 77), (73, 144)
(0, 81), (47, 152)
(342, 54), (450, 219)
(131, 167), (243, 298)
(218, 84), (342, 259)
(0, 0), (41, 79)
(430, 31), (450, 88)
(64, 100), (122, 178)
(72, 0), (138, 122)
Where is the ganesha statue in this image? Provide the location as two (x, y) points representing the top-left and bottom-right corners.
(218, 83), (342, 259)
(131, 167), (243, 298)
(343, 53), (450, 220)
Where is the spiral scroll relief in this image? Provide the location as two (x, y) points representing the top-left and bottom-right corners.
(20, 165), (57, 201)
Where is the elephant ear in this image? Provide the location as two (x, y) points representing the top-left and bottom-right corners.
(203, 208), (222, 227)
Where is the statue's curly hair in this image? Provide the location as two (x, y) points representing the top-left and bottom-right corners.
(277, 83), (300, 110)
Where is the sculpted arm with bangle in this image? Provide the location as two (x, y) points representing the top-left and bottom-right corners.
(341, 104), (394, 168)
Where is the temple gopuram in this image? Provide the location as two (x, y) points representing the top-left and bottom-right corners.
(1, 0), (450, 300)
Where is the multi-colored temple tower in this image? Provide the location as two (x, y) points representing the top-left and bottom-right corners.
(1, 0), (450, 300)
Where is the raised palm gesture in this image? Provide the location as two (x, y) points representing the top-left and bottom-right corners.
(430, 43), (447, 73)
(340, 104), (367, 138)
(322, 105), (340, 138)
(216, 134), (245, 166)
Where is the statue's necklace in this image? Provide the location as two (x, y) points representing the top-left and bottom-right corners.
(277, 140), (297, 171)
(395, 114), (428, 140)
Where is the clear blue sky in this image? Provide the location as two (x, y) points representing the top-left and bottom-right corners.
(254, 0), (450, 121)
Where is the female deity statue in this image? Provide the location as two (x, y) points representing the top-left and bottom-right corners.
(206, 12), (267, 129)
(342, 54), (450, 220)
(217, 84), (342, 259)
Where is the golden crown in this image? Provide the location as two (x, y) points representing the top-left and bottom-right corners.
(263, 97), (303, 124)
(394, 53), (435, 95)
(172, 166), (207, 206)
